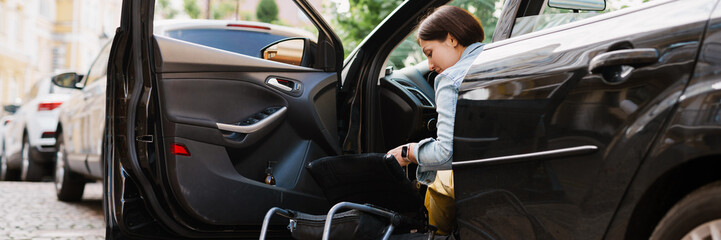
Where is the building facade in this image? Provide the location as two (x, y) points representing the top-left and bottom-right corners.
(0, 0), (120, 114)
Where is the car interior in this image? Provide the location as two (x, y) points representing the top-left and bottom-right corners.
(113, 0), (635, 236)
(140, 6), (444, 232)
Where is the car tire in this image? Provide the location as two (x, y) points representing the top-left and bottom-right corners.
(0, 149), (6, 181)
(650, 181), (721, 240)
(20, 135), (45, 181)
(1, 141), (19, 181)
(54, 132), (86, 202)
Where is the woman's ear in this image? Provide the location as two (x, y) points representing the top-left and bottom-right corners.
(445, 33), (459, 48)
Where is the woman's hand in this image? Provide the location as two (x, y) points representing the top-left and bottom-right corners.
(387, 143), (416, 167)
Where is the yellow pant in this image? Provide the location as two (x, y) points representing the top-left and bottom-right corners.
(424, 170), (455, 235)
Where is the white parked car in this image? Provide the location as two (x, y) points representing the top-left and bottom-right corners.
(0, 115), (15, 180)
(1, 78), (75, 181)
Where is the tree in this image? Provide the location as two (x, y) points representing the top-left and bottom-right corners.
(156, 0), (178, 19)
(448, 0), (501, 43)
(211, 0), (237, 20)
(330, 0), (403, 57)
(329, 0), (502, 57)
(256, 0), (279, 23)
(184, 0), (202, 19)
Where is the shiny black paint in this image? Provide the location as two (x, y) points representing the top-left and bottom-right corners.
(606, 1), (721, 238)
(452, 0), (715, 239)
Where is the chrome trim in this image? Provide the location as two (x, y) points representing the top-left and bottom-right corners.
(267, 77), (294, 92)
(588, 48), (659, 74)
(216, 106), (287, 134)
(323, 202), (397, 240)
(453, 145), (598, 167)
(259, 207), (294, 240)
(454, 136), (500, 143)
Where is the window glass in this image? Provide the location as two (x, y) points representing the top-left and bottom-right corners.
(165, 29), (288, 57)
(84, 43), (112, 87)
(387, 34), (425, 70)
(386, 0), (505, 70)
(512, 0), (653, 38)
(153, 0), (322, 67)
(319, 0), (404, 58)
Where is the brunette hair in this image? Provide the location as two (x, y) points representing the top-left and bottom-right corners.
(417, 5), (484, 46)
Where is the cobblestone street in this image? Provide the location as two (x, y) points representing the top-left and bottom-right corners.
(0, 181), (104, 240)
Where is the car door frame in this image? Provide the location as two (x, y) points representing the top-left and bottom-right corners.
(105, 0), (344, 238)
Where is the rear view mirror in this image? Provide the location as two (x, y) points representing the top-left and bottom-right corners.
(549, 0), (605, 11)
(260, 38), (315, 67)
(52, 72), (83, 89)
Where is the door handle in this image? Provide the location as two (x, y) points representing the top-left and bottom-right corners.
(216, 106), (287, 134)
(589, 48), (659, 73)
(267, 77), (298, 92)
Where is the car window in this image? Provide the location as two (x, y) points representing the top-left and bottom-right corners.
(386, 0), (505, 70)
(153, 0), (322, 67)
(164, 29), (288, 57)
(84, 42), (113, 87)
(511, 0), (654, 38)
(316, 0), (405, 58)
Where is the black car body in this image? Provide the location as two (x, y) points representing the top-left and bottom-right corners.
(106, 0), (721, 239)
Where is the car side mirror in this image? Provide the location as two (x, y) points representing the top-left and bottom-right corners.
(260, 38), (316, 67)
(52, 72), (83, 89)
(548, 0), (605, 11)
(3, 104), (19, 114)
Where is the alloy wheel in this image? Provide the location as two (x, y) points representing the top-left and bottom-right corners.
(682, 219), (721, 240)
(55, 140), (65, 194)
(20, 141), (29, 181)
(0, 151), (6, 180)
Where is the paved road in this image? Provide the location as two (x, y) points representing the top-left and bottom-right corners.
(0, 181), (104, 240)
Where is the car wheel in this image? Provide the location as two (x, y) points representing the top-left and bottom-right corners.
(20, 135), (45, 181)
(650, 181), (721, 240)
(0, 150), (6, 181)
(0, 142), (19, 181)
(54, 132), (86, 202)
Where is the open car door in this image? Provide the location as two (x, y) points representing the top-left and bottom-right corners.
(105, 0), (344, 238)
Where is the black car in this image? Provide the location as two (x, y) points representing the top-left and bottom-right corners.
(106, 0), (721, 239)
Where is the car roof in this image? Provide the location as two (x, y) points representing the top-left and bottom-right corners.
(154, 19), (317, 41)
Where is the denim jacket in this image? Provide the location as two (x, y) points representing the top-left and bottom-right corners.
(413, 42), (484, 184)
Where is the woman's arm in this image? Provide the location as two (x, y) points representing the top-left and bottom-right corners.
(413, 74), (458, 183)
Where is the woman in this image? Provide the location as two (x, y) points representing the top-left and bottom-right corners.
(387, 5), (485, 235)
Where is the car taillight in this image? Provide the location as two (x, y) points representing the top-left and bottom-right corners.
(41, 132), (55, 139)
(170, 143), (190, 156)
(226, 23), (270, 30)
(38, 102), (62, 111)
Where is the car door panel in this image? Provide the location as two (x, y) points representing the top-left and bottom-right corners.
(164, 136), (328, 225)
(157, 72), (338, 150)
(60, 91), (91, 175)
(453, 0), (712, 239)
(141, 36), (340, 225)
(83, 78), (107, 178)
